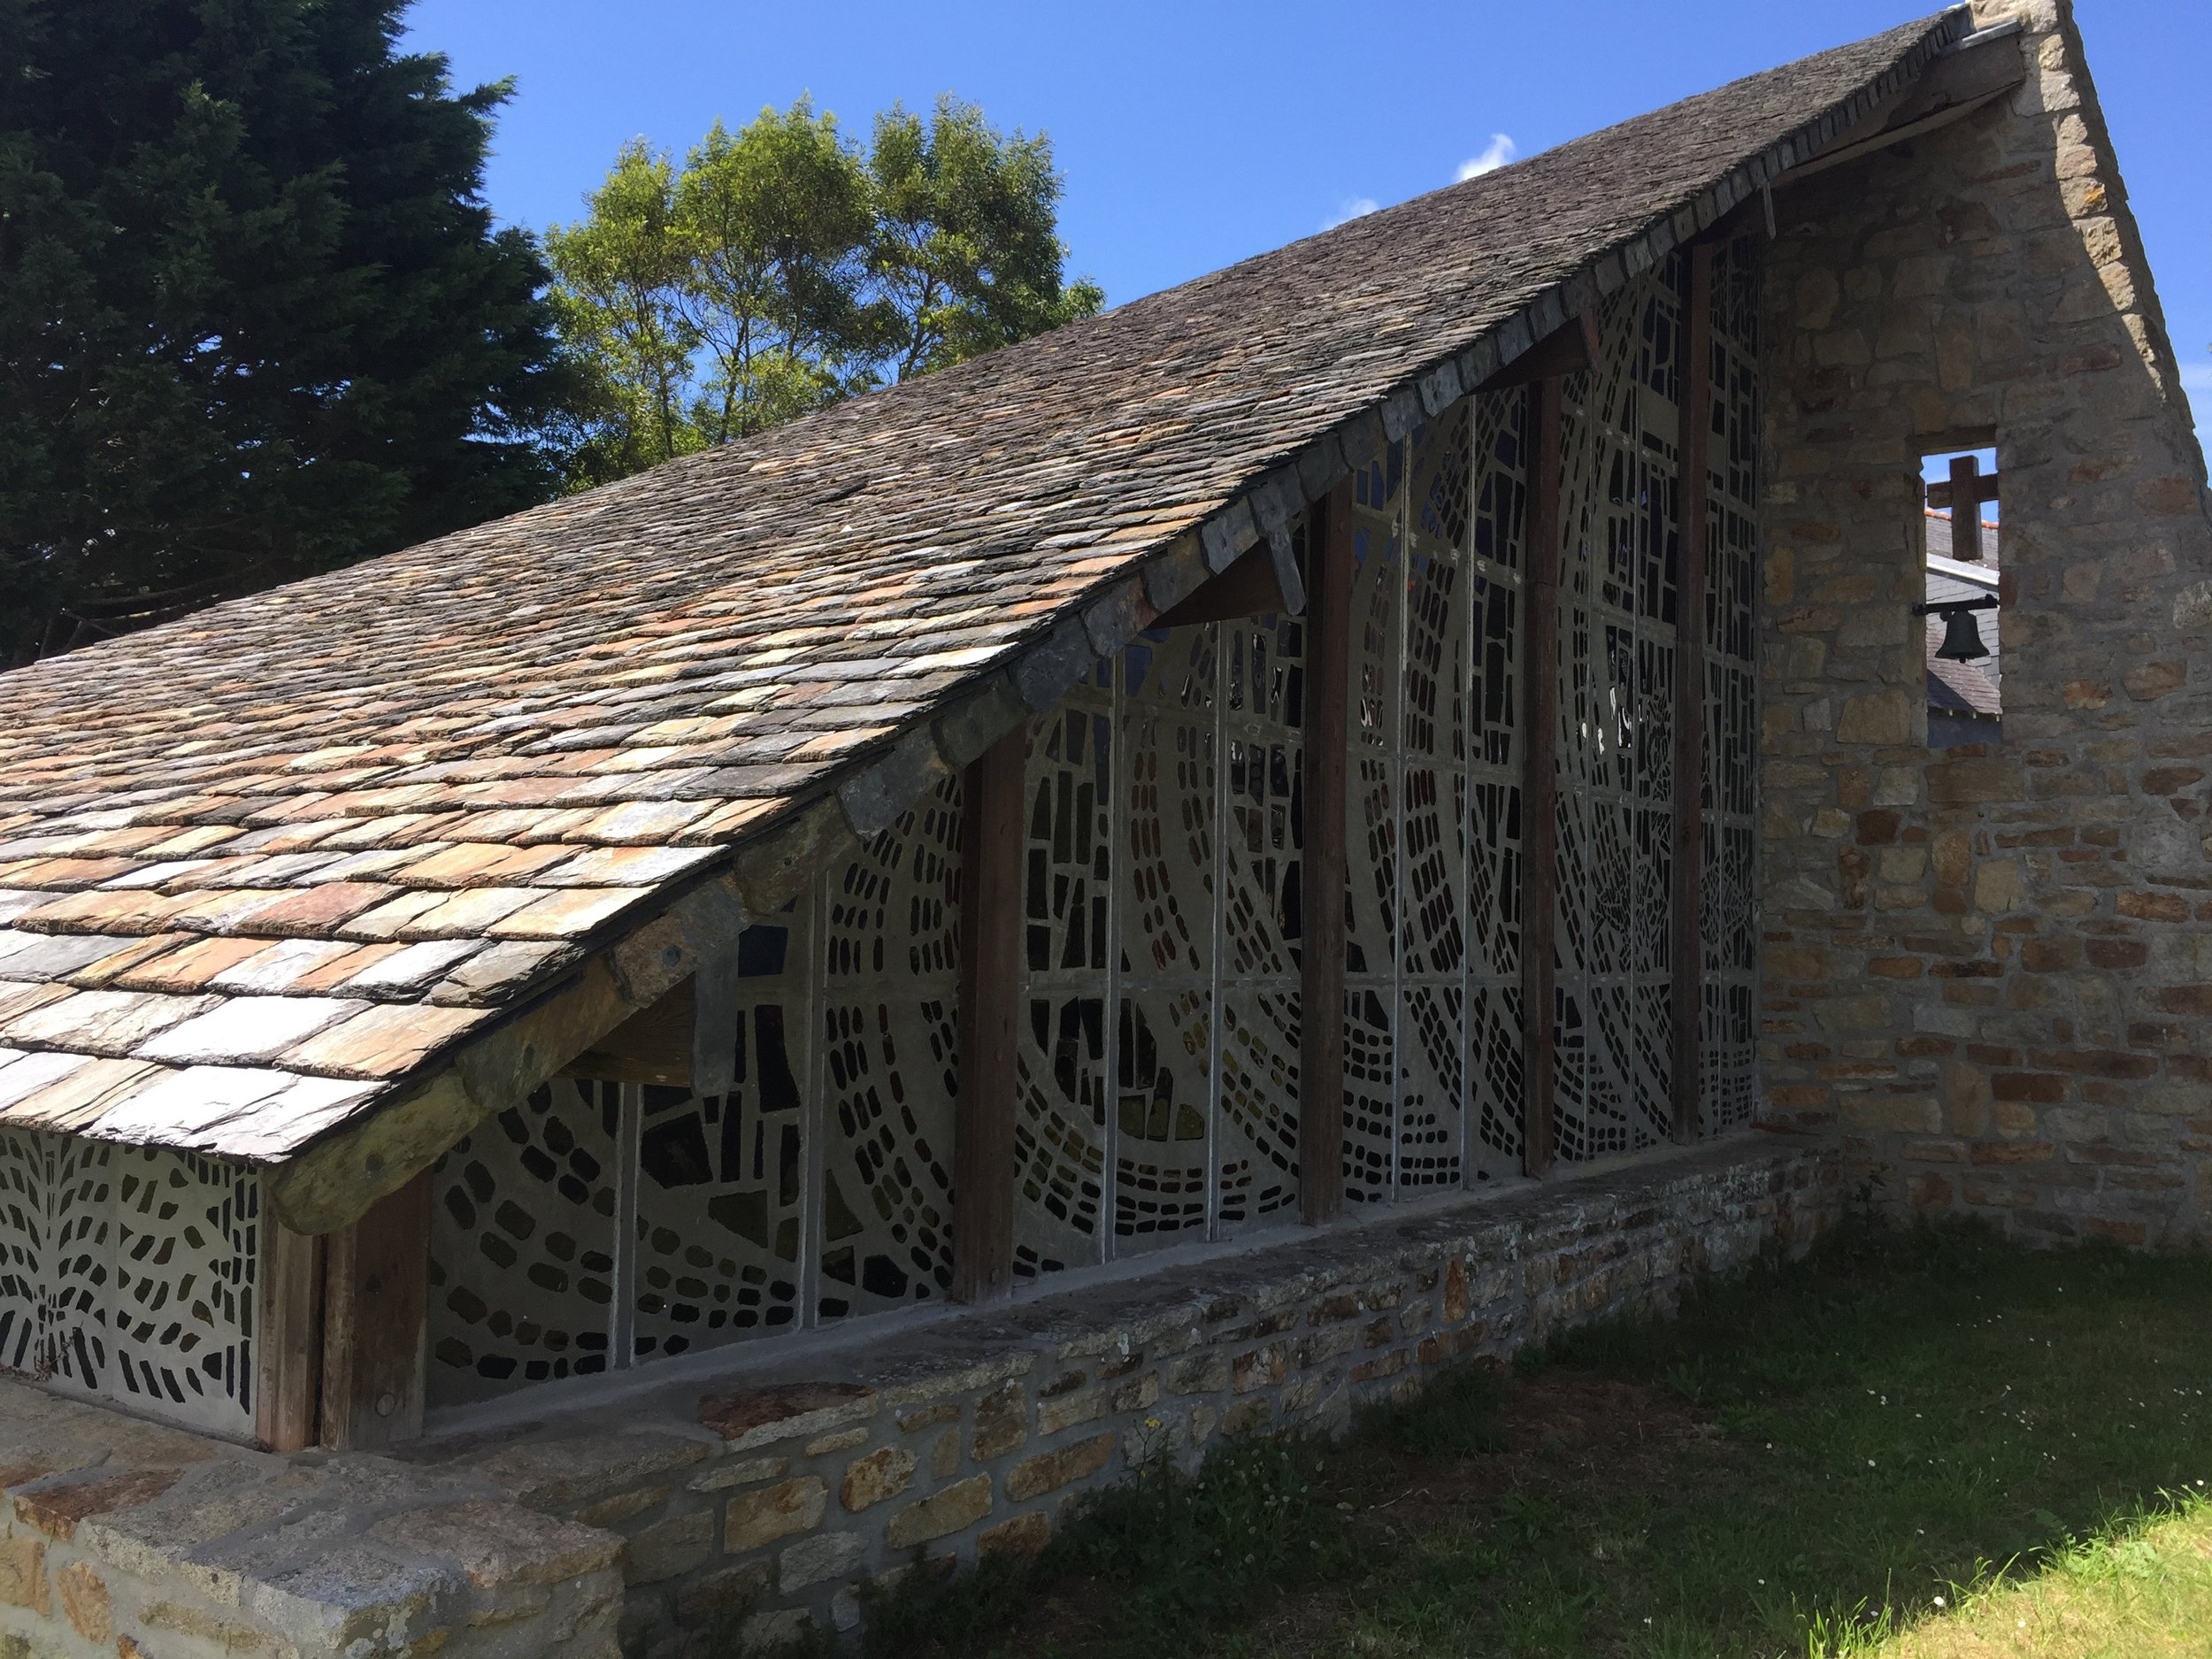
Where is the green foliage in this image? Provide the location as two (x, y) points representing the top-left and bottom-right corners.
(1049, 1433), (1363, 1641)
(1357, 1358), (1509, 1457)
(546, 94), (1101, 488)
(0, 0), (572, 660)
(866, 96), (1107, 381)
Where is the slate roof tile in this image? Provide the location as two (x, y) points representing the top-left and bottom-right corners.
(111, 936), (281, 994)
(0, 1056), (167, 1134)
(278, 1002), (491, 1079)
(134, 996), (366, 1066)
(0, 12), (1958, 1165)
(484, 886), (654, 941)
(1, 989), (218, 1056)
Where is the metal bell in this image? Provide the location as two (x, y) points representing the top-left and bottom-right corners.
(1934, 606), (1989, 662)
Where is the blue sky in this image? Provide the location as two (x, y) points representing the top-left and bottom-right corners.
(404, 0), (2209, 445)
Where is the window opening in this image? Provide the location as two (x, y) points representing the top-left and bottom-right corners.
(1916, 447), (2001, 748)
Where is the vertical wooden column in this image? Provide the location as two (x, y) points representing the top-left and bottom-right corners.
(1520, 379), (1564, 1179)
(256, 1217), (323, 1452)
(319, 1171), (431, 1450)
(1671, 244), (1716, 1147)
(952, 725), (1026, 1302)
(1300, 482), (1355, 1224)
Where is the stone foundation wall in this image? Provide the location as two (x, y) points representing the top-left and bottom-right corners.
(0, 1387), (623, 1659)
(435, 1138), (1836, 1653)
(0, 1138), (1836, 1658)
(1758, 0), (2212, 1244)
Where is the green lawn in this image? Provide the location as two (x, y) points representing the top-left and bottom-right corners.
(832, 1221), (2212, 1659)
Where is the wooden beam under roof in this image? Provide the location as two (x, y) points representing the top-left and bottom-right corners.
(952, 726), (1026, 1302)
(1670, 244), (1715, 1148)
(1299, 488), (1354, 1224)
(1779, 23), (2024, 187)
(1520, 378), (1563, 1179)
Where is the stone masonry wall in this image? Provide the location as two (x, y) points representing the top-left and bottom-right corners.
(0, 1140), (1835, 1658)
(1758, 0), (2212, 1244)
(431, 1138), (1835, 1654)
(0, 1389), (623, 1659)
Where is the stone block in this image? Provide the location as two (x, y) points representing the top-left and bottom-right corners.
(624, 1510), (713, 1585)
(0, 1534), (44, 1615)
(885, 1476), (992, 1550)
(572, 1485), (668, 1529)
(700, 1384), (875, 1453)
(1036, 1386), (1105, 1436)
(970, 1383), (1028, 1460)
(675, 1561), (771, 1624)
(725, 1479), (827, 1555)
(1004, 1435), (1116, 1503)
(780, 1531), (864, 1594)
(688, 1456), (788, 1494)
(1167, 1351), (1231, 1394)
(363, 1499), (618, 1592)
(979, 1511), (1051, 1559)
(468, 1432), (712, 1511)
(14, 1468), (180, 1541)
(840, 1447), (917, 1513)
(136, 1600), (280, 1655)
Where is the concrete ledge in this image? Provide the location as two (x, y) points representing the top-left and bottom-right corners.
(0, 1134), (1839, 1657)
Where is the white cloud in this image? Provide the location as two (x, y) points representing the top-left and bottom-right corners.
(1324, 196), (1379, 231)
(1456, 134), (1517, 181)
(2180, 361), (2212, 391)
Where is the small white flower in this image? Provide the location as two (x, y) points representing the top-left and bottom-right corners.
(1934, 1596), (1947, 1609)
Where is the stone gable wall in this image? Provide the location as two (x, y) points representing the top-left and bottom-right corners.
(1758, 0), (2212, 1244)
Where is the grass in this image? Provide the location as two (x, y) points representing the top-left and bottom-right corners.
(778, 1219), (2212, 1657)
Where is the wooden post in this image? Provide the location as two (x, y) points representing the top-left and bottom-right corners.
(1520, 379), (1564, 1179)
(1300, 483), (1354, 1225)
(255, 1217), (323, 1452)
(1671, 245), (1715, 1147)
(319, 1171), (431, 1450)
(952, 725), (1026, 1302)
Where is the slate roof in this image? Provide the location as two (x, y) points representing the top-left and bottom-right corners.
(0, 10), (1964, 1169)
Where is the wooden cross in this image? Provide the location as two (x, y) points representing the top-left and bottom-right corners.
(1925, 453), (2000, 562)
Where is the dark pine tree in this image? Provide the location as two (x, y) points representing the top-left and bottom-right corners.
(0, 0), (571, 660)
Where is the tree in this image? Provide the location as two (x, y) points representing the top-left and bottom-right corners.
(541, 142), (700, 486)
(547, 95), (1101, 488)
(0, 0), (572, 662)
(864, 96), (1106, 383)
(678, 103), (874, 442)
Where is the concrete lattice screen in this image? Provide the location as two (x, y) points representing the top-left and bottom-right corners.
(419, 250), (1766, 1414)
